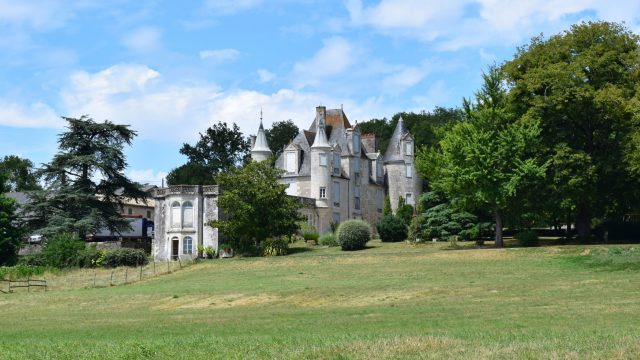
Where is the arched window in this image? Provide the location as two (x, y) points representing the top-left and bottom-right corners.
(171, 201), (181, 228)
(182, 201), (194, 227)
(183, 236), (193, 255)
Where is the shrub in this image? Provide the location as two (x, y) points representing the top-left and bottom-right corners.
(76, 246), (103, 268)
(42, 233), (85, 268)
(0, 264), (46, 279)
(18, 253), (46, 267)
(336, 220), (371, 251)
(318, 232), (338, 247)
(377, 215), (407, 242)
(102, 248), (148, 267)
(407, 214), (425, 242)
(516, 230), (539, 247)
(302, 231), (319, 241)
(260, 238), (288, 256)
(205, 246), (215, 259)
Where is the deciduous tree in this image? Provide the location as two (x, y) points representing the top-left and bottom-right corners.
(0, 155), (41, 191)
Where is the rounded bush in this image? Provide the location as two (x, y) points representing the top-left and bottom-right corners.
(336, 220), (371, 251)
(260, 238), (289, 256)
(318, 232), (338, 247)
(42, 233), (85, 268)
(516, 230), (539, 247)
(102, 248), (148, 267)
(376, 215), (408, 242)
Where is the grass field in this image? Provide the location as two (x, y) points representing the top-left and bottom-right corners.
(1, 240), (639, 359)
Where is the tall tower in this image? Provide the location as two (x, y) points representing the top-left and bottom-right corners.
(250, 110), (272, 162)
(310, 106), (332, 210)
(383, 116), (421, 213)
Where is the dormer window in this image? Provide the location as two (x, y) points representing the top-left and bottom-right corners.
(285, 151), (297, 173)
(405, 141), (413, 156)
(333, 153), (340, 174)
(353, 134), (361, 154)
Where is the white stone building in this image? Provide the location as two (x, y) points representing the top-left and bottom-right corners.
(152, 105), (421, 260)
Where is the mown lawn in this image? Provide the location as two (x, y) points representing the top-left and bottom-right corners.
(1, 241), (639, 359)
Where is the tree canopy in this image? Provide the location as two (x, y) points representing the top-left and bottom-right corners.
(418, 67), (547, 247)
(24, 116), (146, 239)
(0, 172), (22, 265)
(0, 155), (41, 191)
(265, 119), (299, 160)
(209, 160), (301, 252)
(503, 21), (640, 240)
(167, 122), (249, 185)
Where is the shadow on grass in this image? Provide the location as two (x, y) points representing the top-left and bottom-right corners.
(287, 247), (314, 255)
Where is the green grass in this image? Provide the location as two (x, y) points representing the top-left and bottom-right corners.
(1, 240), (639, 359)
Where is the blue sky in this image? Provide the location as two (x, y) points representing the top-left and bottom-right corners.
(1, 0), (639, 185)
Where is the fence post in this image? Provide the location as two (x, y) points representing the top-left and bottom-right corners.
(125, 267), (128, 283)
(167, 260), (170, 273)
(139, 264), (143, 281)
(178, 257), (182, 269)
(27, 276), (30, 293)
(110, 270), (114, 286)
(93, 270), (97, 288)
(153, 261), (156, 275)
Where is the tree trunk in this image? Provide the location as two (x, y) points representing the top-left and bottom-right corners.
(495, 209), (503, 248)
(576, 202), (591, 243)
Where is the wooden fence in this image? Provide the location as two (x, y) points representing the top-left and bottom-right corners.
(0, 278), (47, 293)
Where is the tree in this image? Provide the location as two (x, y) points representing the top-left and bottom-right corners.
(419, 67), (547, 247)
(24, 116), (146, 239)
(209, 160), (301, 252)
(383, 195), (391, 215)
(0, 173), (22, 265)
(0, 155), (41, 191)
(503, 21), (640, 240)
(167, 122), (250, 185)
(265, 120), (299, 159)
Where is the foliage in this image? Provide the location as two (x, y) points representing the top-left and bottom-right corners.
(210, 160), (301, 250)
(18, 253), (46, 267)
(336, 220), (371, 250)
(395, 196), (414, 225)
(382, 195), (391, 216)
(42, 233), (86, 268)
(302, 231), (319, 241)
(318, 232), (338, 247)
(0, 155), (41, 191)
(575, 246), (640, 271)
(0, 175), (23, 265)
(260, 238), (289, 256)
(167, 122), (250, 185)
(24, 116), (146, 239)
(0, 264), (46, 279)
(265, 120), (299, 160)
(76, 245), (104, 268)
(102, 248), (148, 267)
(422, 203), (480, 241)
(376, 215), (407, 243)
(515, 230), (539, 247)
(205, 246), (215, 259)
(503, 21), (640, 240)
(419, 67), (547, 247)
(407, 214), (424, 242)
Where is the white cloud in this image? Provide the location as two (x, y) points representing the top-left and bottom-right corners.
(199, 48), (240, 62)
(293, 37), (357, 88)
(0, 0), (72, 30)
(347, 0), (640, 49)
(0, 100), (62, 128)
(257, 69), (275, 82)
(122, 26), (162, 52)
(127, 169), (168, 186)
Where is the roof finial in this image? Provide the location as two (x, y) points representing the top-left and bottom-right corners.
(259, 107), (264, 130)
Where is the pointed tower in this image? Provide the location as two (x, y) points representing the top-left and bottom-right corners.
(251, 110), (272, 162)
(383, 116), (420, 213)
(310, 106), (332, 213)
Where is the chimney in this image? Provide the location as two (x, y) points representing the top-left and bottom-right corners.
(315, 106), (326, 128)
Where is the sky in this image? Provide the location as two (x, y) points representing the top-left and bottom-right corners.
(1, 0), (639, 186)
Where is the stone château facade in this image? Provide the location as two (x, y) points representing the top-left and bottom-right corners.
(152, 105), (421, 261)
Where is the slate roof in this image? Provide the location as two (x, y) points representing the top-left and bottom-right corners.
(383, 116), (409, 163)
(252, 120), (271, 153)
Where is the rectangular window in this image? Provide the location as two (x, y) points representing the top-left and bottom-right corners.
(354, 187), (360, 210)
(319, 153), (327, 166)
(405, 141), (413, 156)
(333, 212), (341, 224)
(405, 192), (414, 205)
(333, 153), (340, 174)
(286, 152), (296, 173)
(377, 190), (383, 213)
(146, 210), (151, 219)
(319, 187), (326, 199)
(354, 172), (360, 185)
(406, 163), (412, 178)
(183, 237), (193, 254)
(333, 181), (340, 207)
(127, 208), (132, 215)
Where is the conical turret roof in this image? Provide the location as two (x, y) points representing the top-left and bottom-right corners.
(252, 119), (271, 154)
(383, 116), (409, 163)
